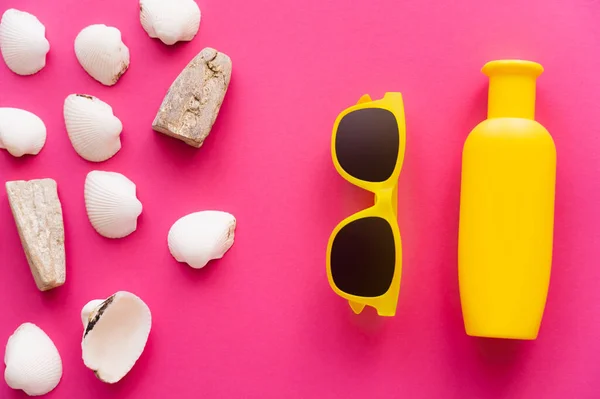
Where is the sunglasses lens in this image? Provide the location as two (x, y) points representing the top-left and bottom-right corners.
(335, 108), (400, 182)
(330, 217), (395, 297)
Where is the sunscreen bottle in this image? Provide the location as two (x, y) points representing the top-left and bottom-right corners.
(458, 60), (556, 340)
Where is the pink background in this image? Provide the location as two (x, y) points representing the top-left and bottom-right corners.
(0, 0), (599, 397)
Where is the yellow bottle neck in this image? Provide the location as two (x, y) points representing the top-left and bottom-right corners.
(483, 60), (543, 120)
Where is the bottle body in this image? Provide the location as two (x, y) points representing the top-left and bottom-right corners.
(459, 117), (556, 339)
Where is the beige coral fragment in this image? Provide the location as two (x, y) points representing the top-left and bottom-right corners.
(152, 47), (232, 148)
(6, 179), (65, 291)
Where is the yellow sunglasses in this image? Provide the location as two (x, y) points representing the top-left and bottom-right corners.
(326, 92), (406, 316)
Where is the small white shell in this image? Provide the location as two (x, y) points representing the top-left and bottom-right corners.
(84, 171), (142, 239)
(81, 291), (151, 384)
(0, 9), (50, 75)
(63, 94), (123, 162)
(140, 0), (201, 45)
(0, 107), (46, 157)
(74, 24), (130, 86)
(4, 323), (62, 396)
(81, 299), (104, 327)
(168, 211), (236, 269)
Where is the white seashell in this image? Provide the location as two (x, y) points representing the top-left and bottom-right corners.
(84, 171), (142, 239)
(0, 9), (50, 75)
(81, 291), (151, 384)
(4, 323), (62, 396)
(0, 107), (46, 157)
(168, 211), (236, 269)
(140, 0), (201, 45)
(63, 94), (123, 162)
(74, 24), (130, 86)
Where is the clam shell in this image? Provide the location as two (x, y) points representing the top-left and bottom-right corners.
(84, 171), (142, 239)
(0, 107), (46, 157)
(74, 24), (130, 86)
(81, 291), (152, 384)
(4, 323), (62, 396)
(168, 211), (236, 269)
(140, 0), (201, 45)
(63, 94), (123, 162)
(0, 9), (49, 75)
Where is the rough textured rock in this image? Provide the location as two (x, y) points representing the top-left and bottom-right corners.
(6, 179), (66, 291)
(152, 47), (232, 148)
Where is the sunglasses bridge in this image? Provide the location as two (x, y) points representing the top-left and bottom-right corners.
(372, 184), (398, 217)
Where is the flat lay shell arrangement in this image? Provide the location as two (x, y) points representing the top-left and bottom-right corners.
(0, 0), (236, 395)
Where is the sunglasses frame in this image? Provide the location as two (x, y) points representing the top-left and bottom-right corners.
(326, 92), (406, 316)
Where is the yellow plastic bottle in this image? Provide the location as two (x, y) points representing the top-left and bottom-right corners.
(458, 60), (556, 340)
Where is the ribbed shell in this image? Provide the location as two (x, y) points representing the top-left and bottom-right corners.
(74, 24), (130, 86)
(84, 171), (142, 239)
(63, 94), (123, 162)
(4, 323), (62, 396)
(0, 9), (49, 75)
(81, 291), (151, 384)
(168, 211), (236, 269)
(0, 107), (46, 157)
(140, 0), (201, 45)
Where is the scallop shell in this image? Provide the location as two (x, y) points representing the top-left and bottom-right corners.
(168, 211), (236, 269)
(84, 171), (142, 239)
(4, 323), (62, 396)
(74, 24), (130, 86)
(140, 0), (201, 45)
(0, 9), (50, 75)
(0, 107), (46, 157)
(81, 291), (151, 384)
(63, 94), (123, 162)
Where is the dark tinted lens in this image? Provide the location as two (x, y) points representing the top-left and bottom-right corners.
(335, 108), (399, 182)
(330, 217), (395, 297)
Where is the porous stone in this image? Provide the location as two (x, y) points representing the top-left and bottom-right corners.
(6, 179), (65, 291)
(152, 47), (232, 148)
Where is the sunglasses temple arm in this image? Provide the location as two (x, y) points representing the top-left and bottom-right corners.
(392, 182), (398, 218)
